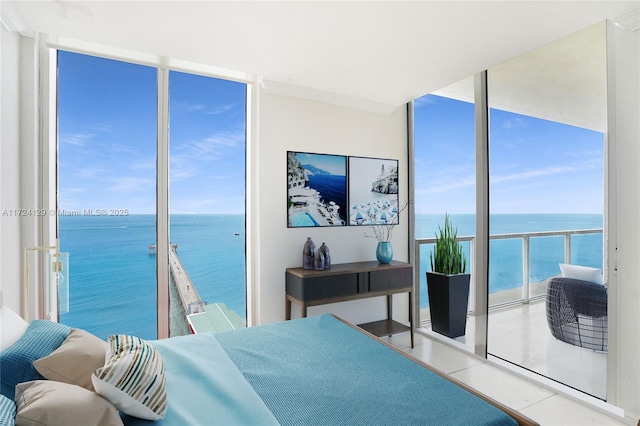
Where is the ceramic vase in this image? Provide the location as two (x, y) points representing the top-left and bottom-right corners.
(376, 241), (393, 264)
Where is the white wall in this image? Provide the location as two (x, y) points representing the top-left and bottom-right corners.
(0, 25), (22, 311)
(254, 89), (410, 325)
(606, 20), (640, 423)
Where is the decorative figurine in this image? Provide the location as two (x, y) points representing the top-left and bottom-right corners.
(302, 237), (316, 270)
(319, 243), (331, 269)
(314, 248), (325, 271)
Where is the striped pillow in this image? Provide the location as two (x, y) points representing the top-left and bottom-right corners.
(92, 335), (167, 420)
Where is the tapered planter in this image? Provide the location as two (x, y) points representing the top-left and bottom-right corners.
(426, 272), (471, 338)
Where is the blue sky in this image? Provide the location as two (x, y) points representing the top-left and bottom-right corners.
(58, 51), (246, 215)
(58, 52), (603, 216)
(295, 152), (346, 176)
(414, 95), (604, 215)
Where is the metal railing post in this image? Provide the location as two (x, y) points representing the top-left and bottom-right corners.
(522, 236), (530, 303)
(564, 233), (572, 264)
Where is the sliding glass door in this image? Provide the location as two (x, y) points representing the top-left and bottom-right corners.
(412, 21), (607, 399)
(486, 22), (606, 399)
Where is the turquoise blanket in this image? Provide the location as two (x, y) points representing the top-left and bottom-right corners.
(216, 314), (517, 426)
(124, 332), (279, 425)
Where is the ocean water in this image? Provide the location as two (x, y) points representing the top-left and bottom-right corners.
(58, 213), (602, 339)
(305, 174), (347, 223)
(59, 214), (245, 340)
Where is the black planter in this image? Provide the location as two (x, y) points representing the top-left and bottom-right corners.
(426, 272), (471, 338)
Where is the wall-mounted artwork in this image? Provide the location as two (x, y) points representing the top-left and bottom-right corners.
(287, 151), (347, 227)
(348, 156), (399, 226)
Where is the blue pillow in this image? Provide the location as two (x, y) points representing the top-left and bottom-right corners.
(0, 393), (16, 426)
(0, 320), (70, 400)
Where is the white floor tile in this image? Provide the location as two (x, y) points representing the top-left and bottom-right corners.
(519, 394), (626, 426)
(402, 337), (485, 374)
(449, 362), (555, 411)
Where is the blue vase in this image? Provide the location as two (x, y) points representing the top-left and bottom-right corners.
(376, 241), (393, 264)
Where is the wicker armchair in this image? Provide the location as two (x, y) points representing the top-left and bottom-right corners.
(545, 277), (607, 352)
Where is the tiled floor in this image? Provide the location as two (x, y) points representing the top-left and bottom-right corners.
(487, 301), (607, 400)
(379, 300), (627, 426)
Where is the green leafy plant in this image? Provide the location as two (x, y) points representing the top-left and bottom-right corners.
(430, 213), (467, 275)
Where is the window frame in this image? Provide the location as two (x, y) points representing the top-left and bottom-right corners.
(41, 39), (254, 338)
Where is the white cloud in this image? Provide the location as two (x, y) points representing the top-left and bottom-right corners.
(206, 104), (235, 115)
(172, 102), (235, 115)
(106, 177), (154, 193)
(74, 167), (111, 179)
(60, 133), (95, 146)
(178, 131), (244, 160)
(501, 117), (527, 130)
(491, 165), (578, 184)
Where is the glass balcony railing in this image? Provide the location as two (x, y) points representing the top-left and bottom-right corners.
(415, 228), (603, 324)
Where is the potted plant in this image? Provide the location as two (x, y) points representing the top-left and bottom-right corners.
(426, 214), (470, 338)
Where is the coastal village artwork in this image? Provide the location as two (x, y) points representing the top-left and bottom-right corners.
(348, 156), (399, 226)
(287, 152), (347, 227)
(287, 151), (399, 228)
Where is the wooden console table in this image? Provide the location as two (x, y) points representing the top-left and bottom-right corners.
(285, 260), (414, 347)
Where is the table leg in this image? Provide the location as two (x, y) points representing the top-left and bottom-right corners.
(387, 295), (393, 337)
(409, 291), (414, 348)
(285, 296), (291, 320)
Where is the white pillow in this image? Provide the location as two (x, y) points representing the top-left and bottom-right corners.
(92, 335), (167, 420)
(559, 263), (604, 285)
(34, 328), (107, 392)
(15, 380), (123, 426)
(0, 305), (29, 351)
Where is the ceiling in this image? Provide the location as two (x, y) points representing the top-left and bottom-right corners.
(3, 1), (639, 119)
(434, 20), (608, 131)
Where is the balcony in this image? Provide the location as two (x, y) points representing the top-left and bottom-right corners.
(414, 228), (606, 399)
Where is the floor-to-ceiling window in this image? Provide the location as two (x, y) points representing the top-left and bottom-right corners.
(168, 71), (246, 336)
(413, 79), (475, 331)
(412, 21), (606, 399)
(57, 51), (247, 340)
(57, 52), (158, 340)
(486, 21), (606, 399)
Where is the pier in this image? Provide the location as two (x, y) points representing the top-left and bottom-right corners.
(169, 246), (205, 315)
(149, 243), (178, 255)
(150, 243), (245, 334)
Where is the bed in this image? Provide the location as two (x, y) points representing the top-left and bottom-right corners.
(1, 306), (538, 426)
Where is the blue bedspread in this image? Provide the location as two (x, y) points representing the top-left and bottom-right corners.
(123, 332), (279, 426)
(216, 314), (518, 426)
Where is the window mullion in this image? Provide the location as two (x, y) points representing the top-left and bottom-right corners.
(473, 70), (489, 358)
(156, 68), (170, 339)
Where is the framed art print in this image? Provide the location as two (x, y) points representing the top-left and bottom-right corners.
(348, 156), (399, 226)
(287, 151), (347, 227)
